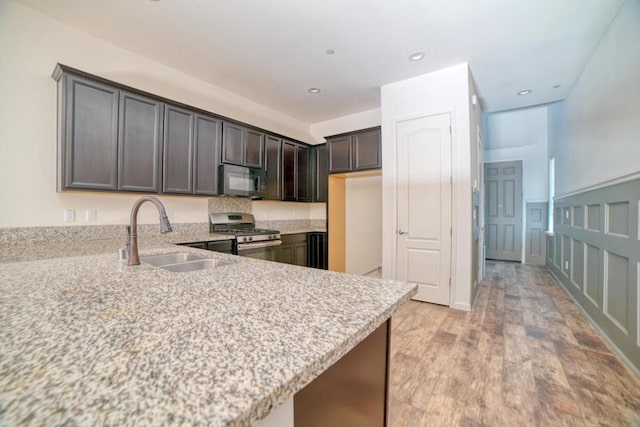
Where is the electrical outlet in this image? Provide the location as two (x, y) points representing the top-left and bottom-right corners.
(86, 209), (97, 222)
(64, 209), (76, 222)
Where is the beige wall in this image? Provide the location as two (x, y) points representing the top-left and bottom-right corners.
(310, 109), (381, 143)
(251, 201), (326, 221)
(345, 175), (382, 275)
(0, 1), (313, 228)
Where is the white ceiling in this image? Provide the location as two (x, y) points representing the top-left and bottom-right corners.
(15, 0), (624, 124)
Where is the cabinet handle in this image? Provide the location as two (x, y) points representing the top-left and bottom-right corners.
(398, 229), (407, 235)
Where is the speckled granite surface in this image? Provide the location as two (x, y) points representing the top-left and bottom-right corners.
(0, 223), (211, 245)
(0, 239), (415, 426)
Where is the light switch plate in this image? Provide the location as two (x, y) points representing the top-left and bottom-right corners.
(86, 209), (97, 222)
(64, 209), (76, 222)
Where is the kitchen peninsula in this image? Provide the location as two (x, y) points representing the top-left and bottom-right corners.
(0, 236), (415, 426)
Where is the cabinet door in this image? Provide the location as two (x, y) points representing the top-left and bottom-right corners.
(297, 145), (310, 202)
(282, 141), (297, 201)
(193, 114), (222, 195)
(163, 104), (194, 194)
(294, 241), (308, 266)
(62, 75), (119, 190)
(278, 242), (295, 265)
(265, 135), (282, 200)
(353, 128), (381, 171)
(222, 122), (244, 166)
(314, 145), (328, 202)
(118, 91), (163, 192)
(245, 129), (264, 168)
(328, 136), (351, 173)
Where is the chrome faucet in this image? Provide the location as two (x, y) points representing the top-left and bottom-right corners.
(126, 196), (173, 266)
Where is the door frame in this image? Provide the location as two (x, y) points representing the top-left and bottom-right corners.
(385, 108), (457, 308)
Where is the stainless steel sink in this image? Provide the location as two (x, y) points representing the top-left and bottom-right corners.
(142, 252), (206, 267)
(140, 252), (234, 272)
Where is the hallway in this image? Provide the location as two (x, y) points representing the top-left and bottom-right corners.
(389, 260), (640, 426)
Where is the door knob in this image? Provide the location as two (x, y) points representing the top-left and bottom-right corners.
(398, 229), (407, 235)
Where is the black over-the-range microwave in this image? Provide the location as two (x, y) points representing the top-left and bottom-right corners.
(218, 164), (267, 198)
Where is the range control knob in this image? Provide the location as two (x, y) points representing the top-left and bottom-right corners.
(248, 236), (253, 241)
(243, 237), (249, 242)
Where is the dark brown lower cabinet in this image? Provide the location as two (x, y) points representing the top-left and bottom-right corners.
(277, 233), (307, 266)
(294, 320), (390, 427)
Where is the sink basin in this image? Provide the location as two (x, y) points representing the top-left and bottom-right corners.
(140, 252), (234, 272)
(142, 252), (206, 267)
(161, 259), (233, 272)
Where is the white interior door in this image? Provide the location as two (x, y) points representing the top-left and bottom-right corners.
(396, 113), (452, 305)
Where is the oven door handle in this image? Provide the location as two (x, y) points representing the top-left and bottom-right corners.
(236, 240), (282, 251)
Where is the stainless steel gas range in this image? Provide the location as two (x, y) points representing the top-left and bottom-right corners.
(209, 213), (281, 260)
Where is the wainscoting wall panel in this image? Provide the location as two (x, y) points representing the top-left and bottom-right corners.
(547, 177), (640, 371)
(524, 202), (547, 265)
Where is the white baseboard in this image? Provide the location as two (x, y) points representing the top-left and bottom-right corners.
(451, 301), (471, 311)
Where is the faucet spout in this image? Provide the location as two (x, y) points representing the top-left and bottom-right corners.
(127, 196), (173, 266)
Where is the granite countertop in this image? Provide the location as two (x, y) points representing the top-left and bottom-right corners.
(0, 238), (415, 426)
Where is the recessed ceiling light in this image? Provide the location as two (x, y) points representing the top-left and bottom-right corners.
(409, 52), (425, 61)
(517, 89), (532, 96)
(553, 85), (561, 89)
(326, 49), (335, 55)
(308, 88), (321, 94)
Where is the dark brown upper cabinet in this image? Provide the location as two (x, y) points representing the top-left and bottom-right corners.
(222, 122), (264, 169)
(312, 144), (328, 202)
(245, 129), (264, 168)
(328, 136), (351, 173)
(327, 127), (381, 174)
(163, 107), (222, 196)
(52, 64), (318, 200)
(193, 114), (222, 196)
(297, 145), (310, 202)
(267, 137), (315, 202)
(282, 141), (297, 201)
(59, 74), (119, 191)
(353, 128), (381, 170)
(281, 141), (311, 202)
(163, 104), (194, 194)
(117, 91), (163, 193)
(265, 135), (282, 200)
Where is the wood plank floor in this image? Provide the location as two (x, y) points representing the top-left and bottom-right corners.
(388, 260), (640, 426)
